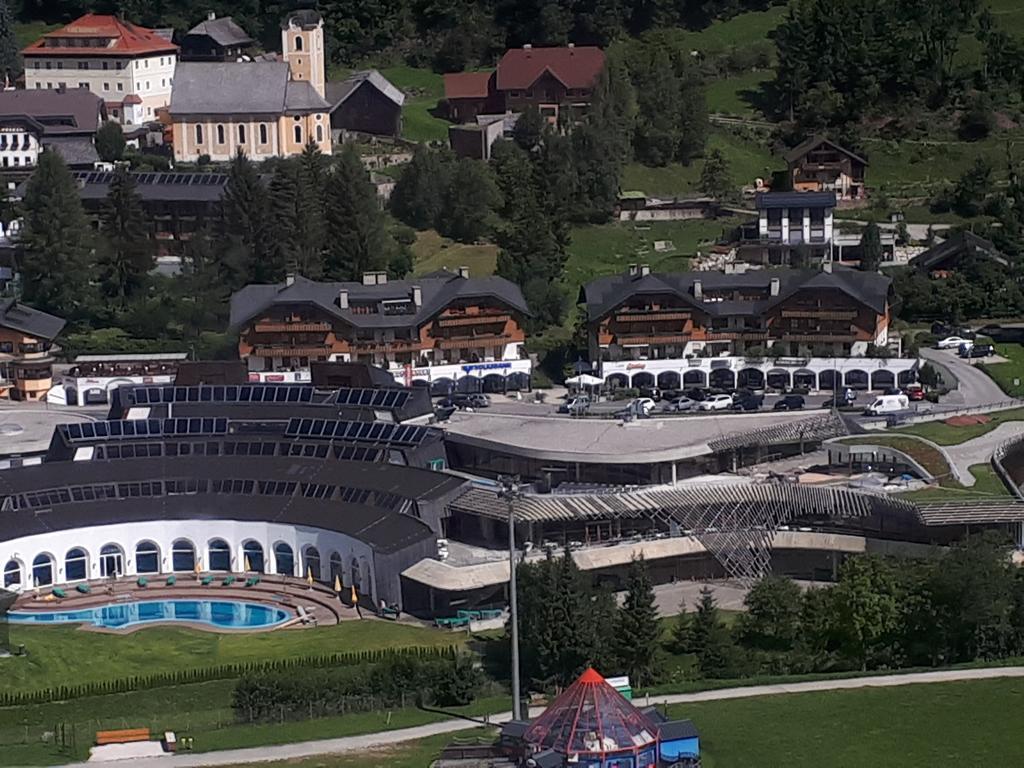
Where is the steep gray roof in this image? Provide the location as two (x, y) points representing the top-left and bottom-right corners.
(326, 70), (405, 110)
(229, 272), (530, 331)
(284, 80), (331, 112)
(909, 231), (1009, 271)
(581, 265), (891, 320)
(0, 88), (103, 135)
(0, 298), (65, 340)
(170, 61), (292, 116)
(42, 135), (99, 167)
(755, 191), (836, 210)
(783, 135), (868, 166)
(185, 16), (254, 47)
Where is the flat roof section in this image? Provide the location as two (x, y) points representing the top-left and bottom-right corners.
(441, 410), (834, 464)
(0, 407), (101, 457)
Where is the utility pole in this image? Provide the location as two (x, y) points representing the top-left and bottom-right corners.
(498, 474), (523, 720)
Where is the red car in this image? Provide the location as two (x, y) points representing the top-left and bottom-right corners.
(905, 385), (925, 401)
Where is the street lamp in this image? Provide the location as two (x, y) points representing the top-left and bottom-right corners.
(498, 474), (523, 721)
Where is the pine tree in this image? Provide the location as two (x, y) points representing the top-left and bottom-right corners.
(699, 148), (733, 201)
(690, 586), (735, 678)
(632, 44), (682, 166)
(222, 150), (272, 287)
(512, 105), (545, 151)
(671, 601), (695, 653)
(19, 149), (94, 317)
(675, 53), (709, 162)
(324, 145), (388, 280)
(97, 166), (153, 307)
(615, 556), (661, 686)
(177, 225), (225, 336)
(266, 161), (302, 274)
(0, 0), (18, 84)
(860, 221), (883, 272)
(390, 144), (452, 230)
(437, 158), (501, 243)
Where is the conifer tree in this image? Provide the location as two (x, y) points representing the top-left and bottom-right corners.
(295, 141), (328, 278)
(222, 149), (272, 287)
(19, 149), (94, 317)
(324, 145), (388, 280)
(690, 586), (736, 678)
(699, 148), (733, 201)
(177, 225), (224, 335)
(97, 166), (153, 307)
(0, 0), (18, 84)
(437, 158), (500, 243)
(390, 144), (452, 230)
(615, 555), (662, 686)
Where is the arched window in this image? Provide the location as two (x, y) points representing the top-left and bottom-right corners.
(238, 124), (246, 143)
(329, 551), (342, 583)
(293, 124), (302, 144)
(315, 124), (323, 143)
(208, 539), (231, 571)
(274, 542), (294, 576)
(259, 123), (268, 144)
(294, 35), (303, 51)
(4, 559), (22, 588)
(32, 554), (54, 586)
(350, 557), (361, 591)
(100, 544), (124, 578)
(304, 546), (321, 581)
(135, 541), (160, 574)
(195, 123), (203, 144)
(171, 539), (195, 572)
(64, 547), (88, 581)
(242, 540), (264, 573)
(216, 124), (225, 144)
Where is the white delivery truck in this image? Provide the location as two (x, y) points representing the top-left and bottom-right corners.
(864, 393), (909, 416)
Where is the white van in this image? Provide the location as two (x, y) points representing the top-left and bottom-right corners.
(864, 394), (909, 416)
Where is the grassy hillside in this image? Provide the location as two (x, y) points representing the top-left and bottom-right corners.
(379, 66), (450, 143)
(411, 229), (499, 276)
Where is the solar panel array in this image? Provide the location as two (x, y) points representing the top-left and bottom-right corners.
(74, 171), (229, 187)
(130, 384), (315, 405)
(284, 418), (433, 447)
(334, 388), (412, 409)
(60, 418), (229, 442)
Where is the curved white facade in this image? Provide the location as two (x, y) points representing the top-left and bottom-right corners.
(1, 519), (377, 602)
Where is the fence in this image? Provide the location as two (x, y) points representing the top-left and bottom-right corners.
(993, 434), (1024, 501)
(860, 399), (1024, 429)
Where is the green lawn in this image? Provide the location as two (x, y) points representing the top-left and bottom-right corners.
(896, 406), (1024, 445)
(980, 343), (1024, 397)
(621, 128), (775, 197)
(14, 22), (57, 49)
(663, 6), (788, 55)
(838, 435), (955, 484)
(3, 620), (458, 693)
(681, 677), (1024, 767)
(411, 229), (499, 276)
(902, 463), (1011, 502)
(379, 66), (450, 143)
(705, 70), (773, 118)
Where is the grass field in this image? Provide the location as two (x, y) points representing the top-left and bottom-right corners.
(981, 343), (1024, 397)
(896, 406), (1024, 445)
(705, 70), (773, 118)
(902, 463), (1011, 502)
(2, 620), (457, 693)
(411, 229), (499, 276)
(838, 435), (956, 484)
(665, 6), (788, 55)
(678, 677), (1024, 767)
(14, 22), (57, 49)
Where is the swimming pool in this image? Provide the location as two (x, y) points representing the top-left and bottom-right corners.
(8, 599), (291, 630)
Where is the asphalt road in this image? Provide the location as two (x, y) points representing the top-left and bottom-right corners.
(71, 666), (1024, 767)
(919, 347), (1009, 407)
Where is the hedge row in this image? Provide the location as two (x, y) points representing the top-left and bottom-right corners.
(0, 645), (458, 707)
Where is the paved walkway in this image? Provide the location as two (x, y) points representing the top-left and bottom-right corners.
(62, 666), (1024, 767)
(944, 421), (1024, 487)
(919, 348), (1008, 407)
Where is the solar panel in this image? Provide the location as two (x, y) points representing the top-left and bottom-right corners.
(61, 418), (228, 442)
(127, 384), (315, 406)
(282, 418), (434, 447)
(334, 388), (411, 410)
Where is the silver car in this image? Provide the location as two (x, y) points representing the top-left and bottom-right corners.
(663, 396), (696, 412)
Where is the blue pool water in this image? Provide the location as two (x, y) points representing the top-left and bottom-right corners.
(9, 599), (291, 630)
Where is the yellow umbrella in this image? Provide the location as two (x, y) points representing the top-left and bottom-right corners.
(244, 556), (252, 572)
(350, 584), (358, 605)
(333, 574), (342, 592)
(306, 567), (314, 586)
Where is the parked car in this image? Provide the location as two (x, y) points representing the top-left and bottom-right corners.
(438, 394), (471, 409)
(904, 384), (926, 401)
(697, 394), (734, 411)
(663, 396), (697, 412)
(638, 386), (662, 401)
(967, 343), (996, 358)
(683, 387), (707, 402)
(633, 397), (657, 415)
(558, 395), (591, 414)
(931, 323), (975, 340)
(936, 336), (970, 349)
(773, 394), (805, 410)
(731, 393), (764, 411)
(864, 394), (909, 416)
(957, 341), (975, 357)
(465, 393), (490, 408)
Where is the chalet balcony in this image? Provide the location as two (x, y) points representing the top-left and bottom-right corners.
(436, 313), (511, 327)
(254, 321), (332, 333)
(614, 310), (691, 322)
(352, 338), (422, 351)
(705, 330), (769, 341)
(613, 334), (692, 346)
(252, 345), (331, 358)
(781, 309), (857, 320)
(435, 335), (512, 350)
(781, 332), (857, 343)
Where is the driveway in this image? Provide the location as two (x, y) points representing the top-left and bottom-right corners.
(919, 348), (1008, 407)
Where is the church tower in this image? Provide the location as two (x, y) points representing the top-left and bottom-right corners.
(281, 9), (325, 99)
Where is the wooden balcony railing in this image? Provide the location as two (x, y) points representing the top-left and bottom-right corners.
(253, 322), (332, 333)
(436, 314), (511, 328)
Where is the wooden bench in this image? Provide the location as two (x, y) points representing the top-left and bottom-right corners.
(95, 728), (151, 746)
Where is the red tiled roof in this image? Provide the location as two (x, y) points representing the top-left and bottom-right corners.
(496, 45), (604, 91)
(23, 14), (178, 57)
(443, 71), (494, 100)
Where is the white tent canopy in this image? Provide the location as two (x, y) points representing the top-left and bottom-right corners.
(565, 374), (604, 386)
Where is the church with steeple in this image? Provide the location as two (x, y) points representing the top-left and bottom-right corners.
(169, 9), (331, 162)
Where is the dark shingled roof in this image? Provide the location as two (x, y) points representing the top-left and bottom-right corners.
(783, 135), (868, 166)
(581, 265), (891, 320)
(909, 230), (1009, 271)
(68, 170), (229, 202)
(42, 135), (99, 167)
(229, 272), (530, 331)
(0, 298), (65, 340)
(755, 191), (837, 210)
(185, 16), (254, 47)
(658, 719), (700, 740)
(0, 88), (103, 135)
(171, 61), (328, 116)
(326, 70), (405, 110)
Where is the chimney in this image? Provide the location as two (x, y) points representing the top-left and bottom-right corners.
(769, 277), (780, 296)
(693, 279), (703, 301)
(376, 271), (387, 285)
(568, 43), (575, 53)
(822, 261), (833, 274)
(362, 272), (376, 285)
(338, 289), (349, 309)
(628, 263), (638, 276)
(523, 43), (532, 50)
(639, 264), (650, 277)
(412, 285), (422, 307)
(207, 10), (216, 20)
(285, 272), (295, 287)
(457, 266), (470, 279)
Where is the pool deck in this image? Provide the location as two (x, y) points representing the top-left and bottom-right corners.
(13, 574), (355, 631)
